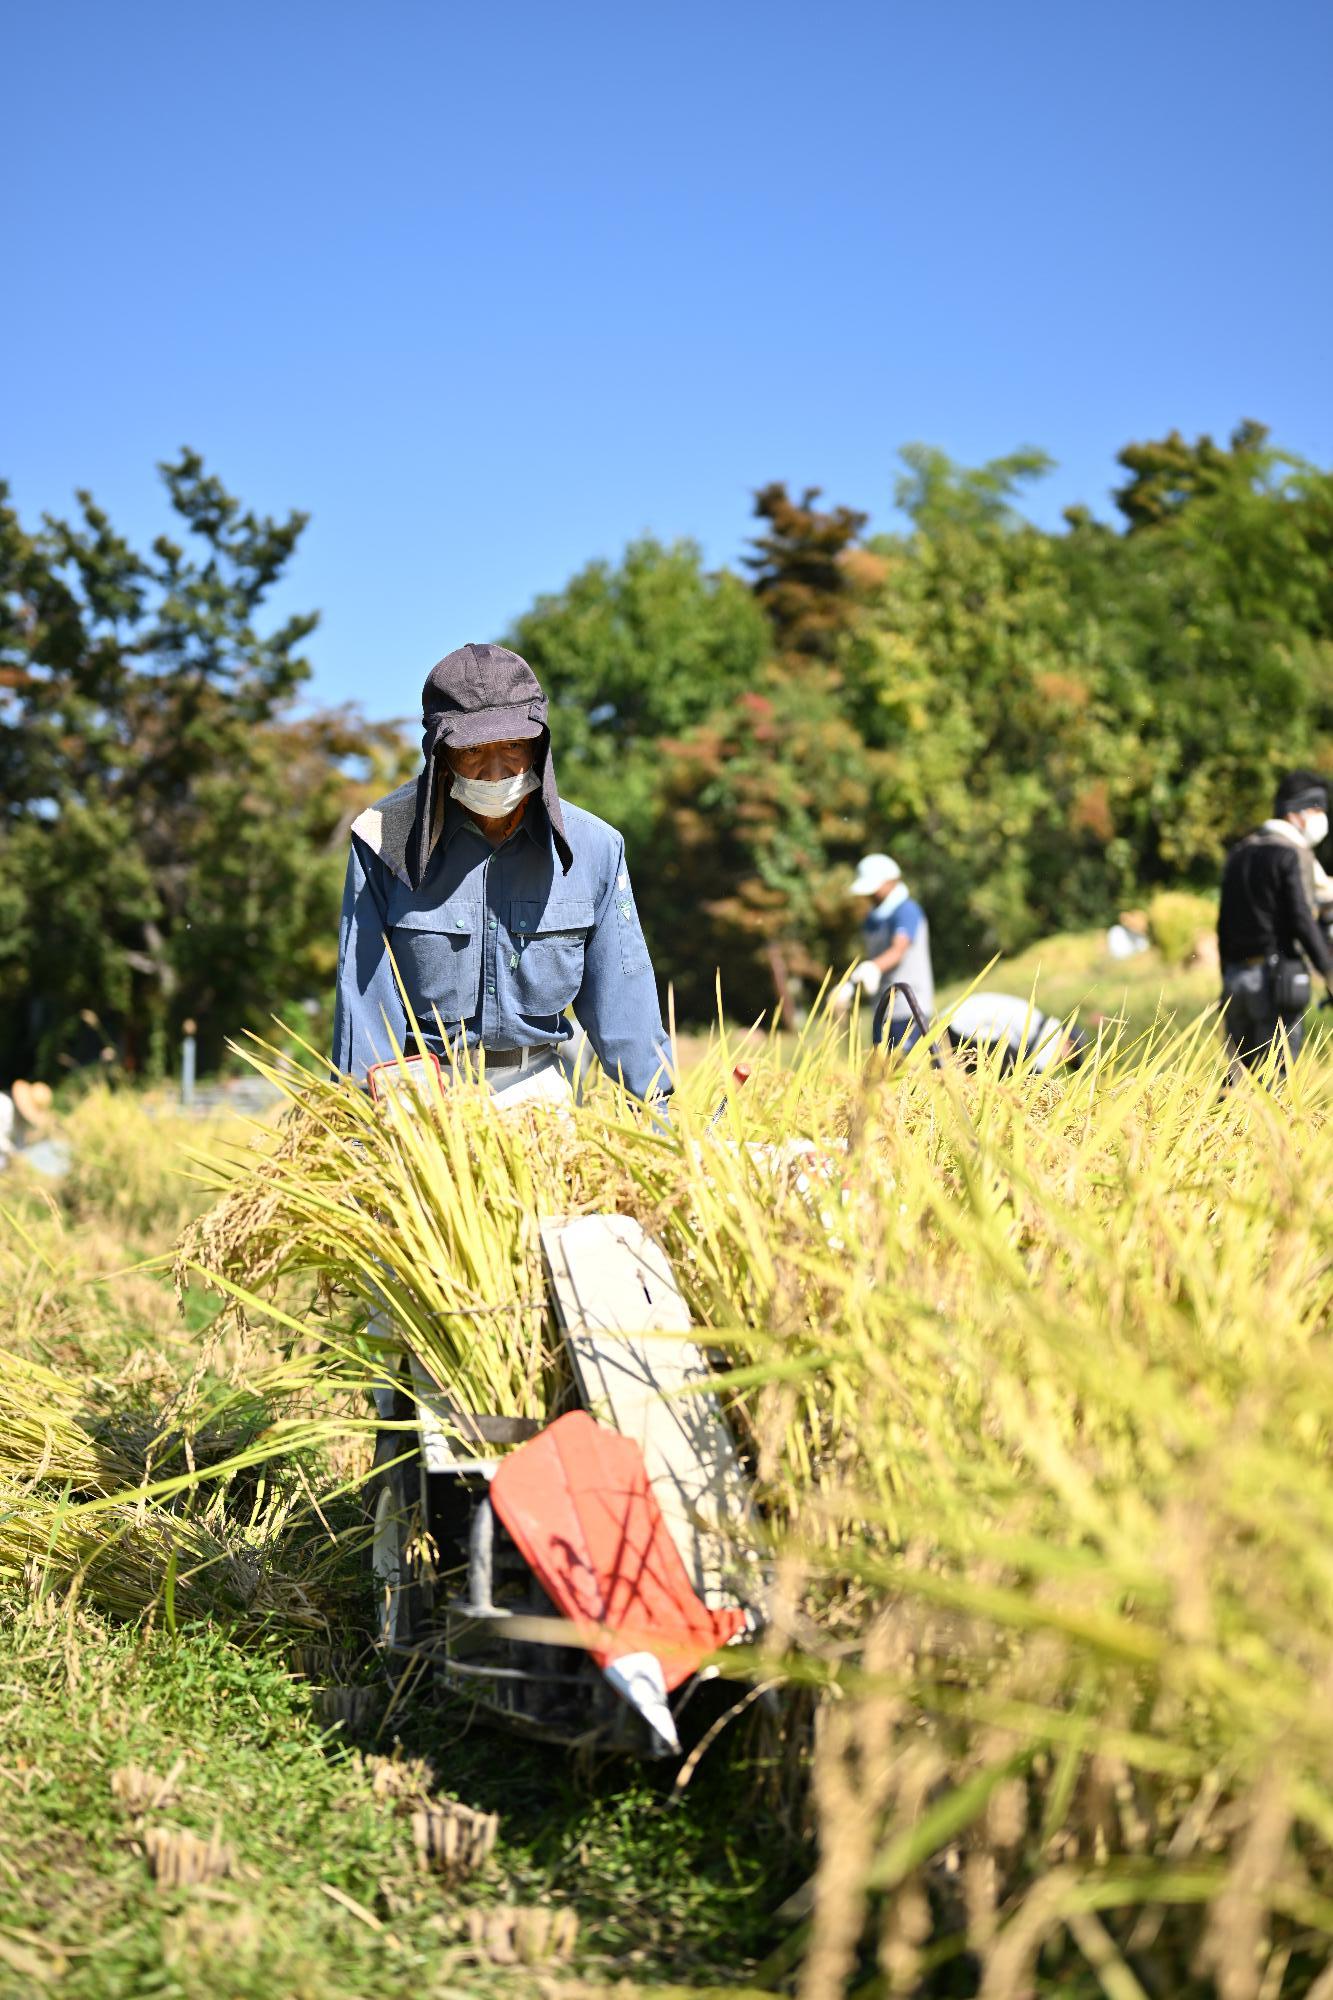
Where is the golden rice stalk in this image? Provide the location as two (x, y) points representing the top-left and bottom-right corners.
(182, 1046), (580, 1421)
(192, 1004), (1333, 1978)
(0, 1349), (137, 1492)
(0, 1478), (327, 1633)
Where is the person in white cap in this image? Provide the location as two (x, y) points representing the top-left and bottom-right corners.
(837, 854), (935, 1046)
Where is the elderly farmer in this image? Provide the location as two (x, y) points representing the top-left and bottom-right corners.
(332, 644), (671, 1107)
(835, 853), (935, 1048)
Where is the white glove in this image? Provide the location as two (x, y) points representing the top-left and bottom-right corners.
(849, 960), (883, 996)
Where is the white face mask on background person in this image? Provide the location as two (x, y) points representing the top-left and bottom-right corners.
(1303, 810), (1329, 849)
(449, 766), (540, 817)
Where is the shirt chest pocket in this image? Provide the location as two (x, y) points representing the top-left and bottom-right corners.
(388, 900), (479, 1032)
(509, 897), (595, 1015)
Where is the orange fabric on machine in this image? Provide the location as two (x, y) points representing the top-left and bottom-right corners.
(489, 1410), (745, 1689)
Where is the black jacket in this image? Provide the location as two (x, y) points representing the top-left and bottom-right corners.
(1218, 830), (1331, 976)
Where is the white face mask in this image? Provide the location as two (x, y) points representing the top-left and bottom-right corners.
(1304, 811), (1329, 849)
(449, 766), (540, 817)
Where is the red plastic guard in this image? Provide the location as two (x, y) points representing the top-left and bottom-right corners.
(489, 1410), (745, 1689)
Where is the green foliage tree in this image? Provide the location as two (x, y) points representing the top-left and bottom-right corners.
(1110, 418), (1274, 532)
(0, 456), (387, 1078)
(13, 420), (1333, 1054)
(1066, 423), (1333, 874)
(893, 442), (1055, 535)
(841, 447), (1136, 966)
(506, 535), (770, 853)
(843, 429), (1333, 972)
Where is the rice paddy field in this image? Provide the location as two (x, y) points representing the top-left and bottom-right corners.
(5, 969), (1333, 2000)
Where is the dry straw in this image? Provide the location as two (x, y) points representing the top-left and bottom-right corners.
(411, 1797), (499, 1878)
(464, 1904), (580, 1966)
(142, 1822), (233, 1892)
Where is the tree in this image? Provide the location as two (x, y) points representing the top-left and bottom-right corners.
(894, 443), (1055, 536)
(0, 454), (388, 1077)
(2, 453), (316, 815)
(506, 535), (770, 854)
(842, 434), (1333, 972)
(1111, 419), (1275, 532)
(744, 484), (869, 666)
(1075, 426), (1333, 873)
(843, 449), (1135, 965)
(648, 676), (882, 1021)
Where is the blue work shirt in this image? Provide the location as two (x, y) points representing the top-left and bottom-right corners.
(331, 783), (672, 1102)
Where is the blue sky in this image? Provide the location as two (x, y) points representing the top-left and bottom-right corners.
(7, 0), (1330, 719)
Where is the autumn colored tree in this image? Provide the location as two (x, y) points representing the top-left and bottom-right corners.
(744, 483), (869, 665)
(648, 677), (881, 1021)
(624, 483), (877, 1015)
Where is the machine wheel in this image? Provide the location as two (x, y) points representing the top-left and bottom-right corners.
(366, 1425), (427, 1666)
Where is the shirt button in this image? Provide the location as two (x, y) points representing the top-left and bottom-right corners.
(488, 916), (497, 929)
(486, 983), (495, 994)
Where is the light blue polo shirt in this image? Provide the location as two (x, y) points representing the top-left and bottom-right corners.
(863, 895), (935, 1019)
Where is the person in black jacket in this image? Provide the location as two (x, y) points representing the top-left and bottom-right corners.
(1218, 769), (1333, 1074)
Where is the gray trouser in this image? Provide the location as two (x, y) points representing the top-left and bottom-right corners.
(1220, 963), (1305, 1074)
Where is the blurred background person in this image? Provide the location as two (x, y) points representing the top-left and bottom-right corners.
(1218, 768), (1333, 1076)
(1105, 909), (1151, 960)
(941, 992), (1089, 1074)
(11, 1080), (53, 1139)
(1, 1080), (56, 1174)
(836, 853), (935, 1049)
(1314, 855), (1333, 963)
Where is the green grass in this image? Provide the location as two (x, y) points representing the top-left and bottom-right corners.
(0, 1605), (793, 1999)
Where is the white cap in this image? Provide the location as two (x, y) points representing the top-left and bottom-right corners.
(849, 853), (901, 896)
